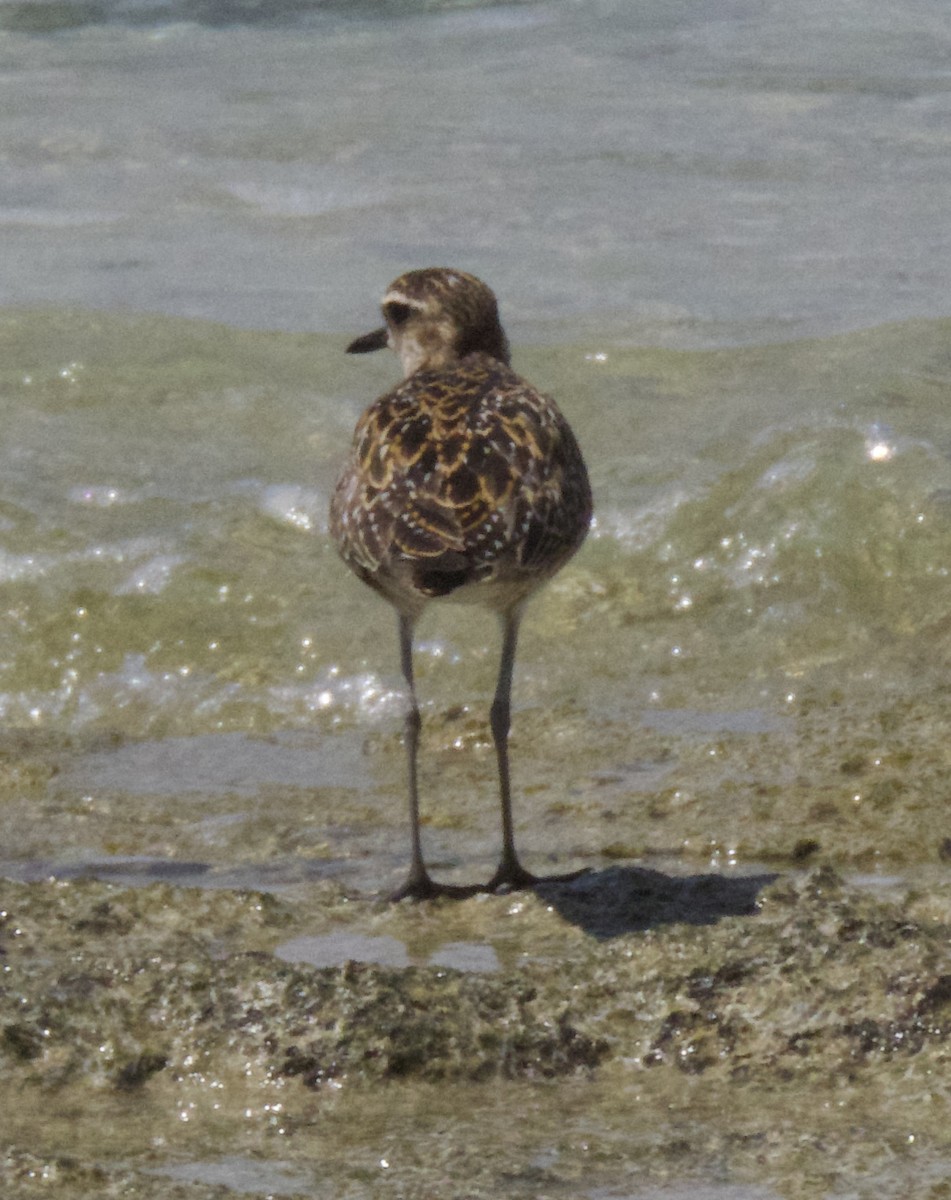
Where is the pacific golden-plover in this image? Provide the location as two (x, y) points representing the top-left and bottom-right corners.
(330, 267), (592, 899)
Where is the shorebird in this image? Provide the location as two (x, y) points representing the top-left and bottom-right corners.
(329, 268), (592, 899)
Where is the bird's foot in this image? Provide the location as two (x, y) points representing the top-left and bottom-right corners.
(535, 865), (591, 886)
(484, 860), (539, 893)
(388, 873), (482, 903)
(485, 860), (591, 894)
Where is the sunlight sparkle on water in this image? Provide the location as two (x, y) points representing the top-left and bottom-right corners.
(58, 361), (83, 384)
(867, 440), (894, 463)
(865, 422), (895, 462)
(72, 485), (121, 507)
(259, 484), (323, 532)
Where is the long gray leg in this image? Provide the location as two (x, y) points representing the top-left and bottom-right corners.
(389, 613), (433, 899)
(484, 606), (588, 893)
(390, 613), (480, 901)
(485, 607), (539, 891)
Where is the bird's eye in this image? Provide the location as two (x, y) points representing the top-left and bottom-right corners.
(384, 301), (413, 326)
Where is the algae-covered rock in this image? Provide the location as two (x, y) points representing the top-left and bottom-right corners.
(277, 960), (606, 1084)
(2, 867), (950, 1200)
(0, 878), (605, 1093)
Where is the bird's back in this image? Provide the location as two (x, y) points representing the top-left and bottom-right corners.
(330, 351), (591, 617)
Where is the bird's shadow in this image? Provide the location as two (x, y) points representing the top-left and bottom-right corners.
(531, 864), (779, 939)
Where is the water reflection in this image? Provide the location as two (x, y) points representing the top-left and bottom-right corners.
(276, 931), (502, 973)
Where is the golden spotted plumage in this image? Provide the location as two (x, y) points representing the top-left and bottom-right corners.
(329, 268), (592, 899)
(331, 350), (590, 613)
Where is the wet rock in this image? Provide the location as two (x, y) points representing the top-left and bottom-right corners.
(2, 865), (951, 1197)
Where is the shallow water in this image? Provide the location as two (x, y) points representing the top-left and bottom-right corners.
(2, 310), (950, 889)
(1, 1), (951, 1197)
